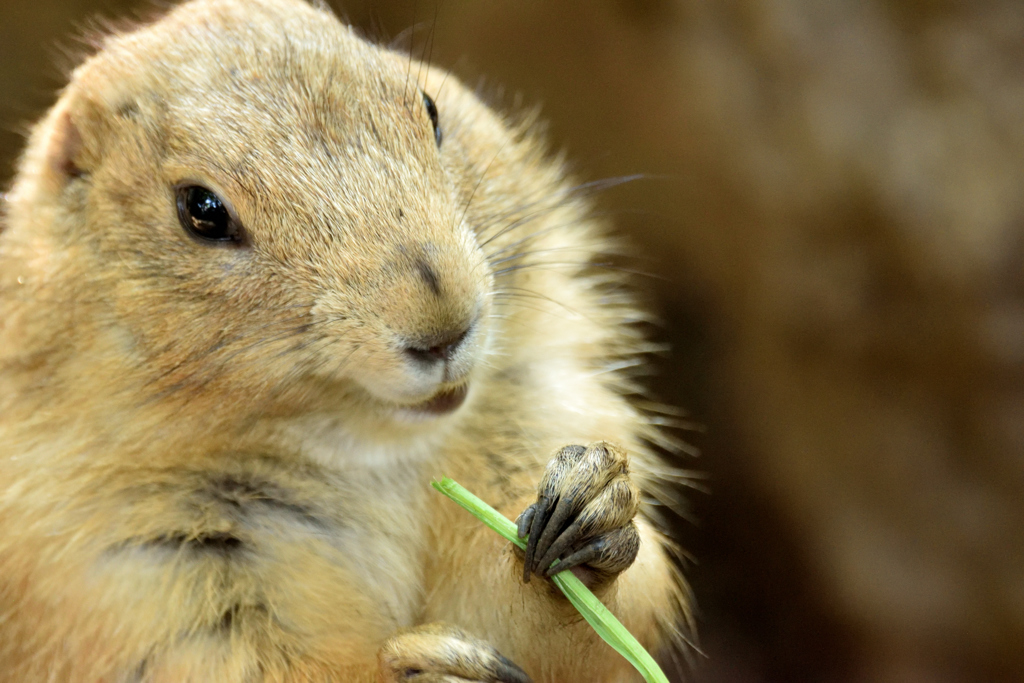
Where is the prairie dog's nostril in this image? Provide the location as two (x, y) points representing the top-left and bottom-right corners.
(405, 326), (470, 365)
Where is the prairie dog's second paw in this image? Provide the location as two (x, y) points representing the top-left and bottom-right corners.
(516, 442), (641, 586)
(378, 623), (531, 683)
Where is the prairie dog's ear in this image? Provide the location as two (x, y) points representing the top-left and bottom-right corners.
(47, 109), (84, 181)
(42, 91), (107, 186)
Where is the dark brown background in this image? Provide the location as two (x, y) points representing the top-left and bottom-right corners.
(4, 1), (1024, 681)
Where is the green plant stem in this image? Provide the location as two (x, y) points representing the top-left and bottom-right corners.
(431, 476), (670, 683)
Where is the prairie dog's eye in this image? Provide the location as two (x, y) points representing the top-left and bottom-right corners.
(422, 92), (442, 147)
(175, 185), (244, 244)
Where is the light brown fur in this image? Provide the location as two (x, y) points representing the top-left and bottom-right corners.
(0, 0), (689, 680)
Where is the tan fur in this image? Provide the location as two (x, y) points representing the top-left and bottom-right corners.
(0, 0), (689, 680)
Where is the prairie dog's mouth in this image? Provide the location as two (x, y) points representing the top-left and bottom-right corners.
(395, 384), (469, 419)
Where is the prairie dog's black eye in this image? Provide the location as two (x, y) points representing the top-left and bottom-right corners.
(422, 92), (442, 147)
(175, 185), (244, 244)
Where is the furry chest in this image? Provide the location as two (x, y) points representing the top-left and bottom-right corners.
(88, 462), (428, 648)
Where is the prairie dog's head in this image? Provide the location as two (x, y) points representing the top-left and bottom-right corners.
(7, 0), (500, 433)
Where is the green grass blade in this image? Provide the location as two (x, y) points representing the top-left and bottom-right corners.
(431, 477), (670, 683)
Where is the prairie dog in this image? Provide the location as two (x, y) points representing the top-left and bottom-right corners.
(0, 0), (689, 681)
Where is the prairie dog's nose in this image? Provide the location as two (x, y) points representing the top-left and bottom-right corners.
(404, 326), (471, 365)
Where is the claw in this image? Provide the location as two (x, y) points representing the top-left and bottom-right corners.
(516, 505), (536, 541)
(543, 538), (607, 577)
(554, 524), (640, 579)
(534, 515), (588, 576)
(523, 494), (552, 582)
(493, 653), (533, 683)
(530, 494), (577, 575)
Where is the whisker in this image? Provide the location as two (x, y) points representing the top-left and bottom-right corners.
(486, 245), (594, 269)
(457, 140), (510, 234)
(493, 286), (592, 321)
(475, 194), (576, 248)
(492, 261), (656, 281)
(483, 208), (639, 263)
(418, 0), (443, 87)
(475, 174), (647, 249)
(401, 0), (420, 111)
(491, 261), (606, 277)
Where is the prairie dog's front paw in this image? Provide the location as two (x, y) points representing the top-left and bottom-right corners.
(378, 623), (532, 683)
(516, 442), (641, 585)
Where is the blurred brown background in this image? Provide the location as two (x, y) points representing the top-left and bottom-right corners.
(4, 1), (1024, 681)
